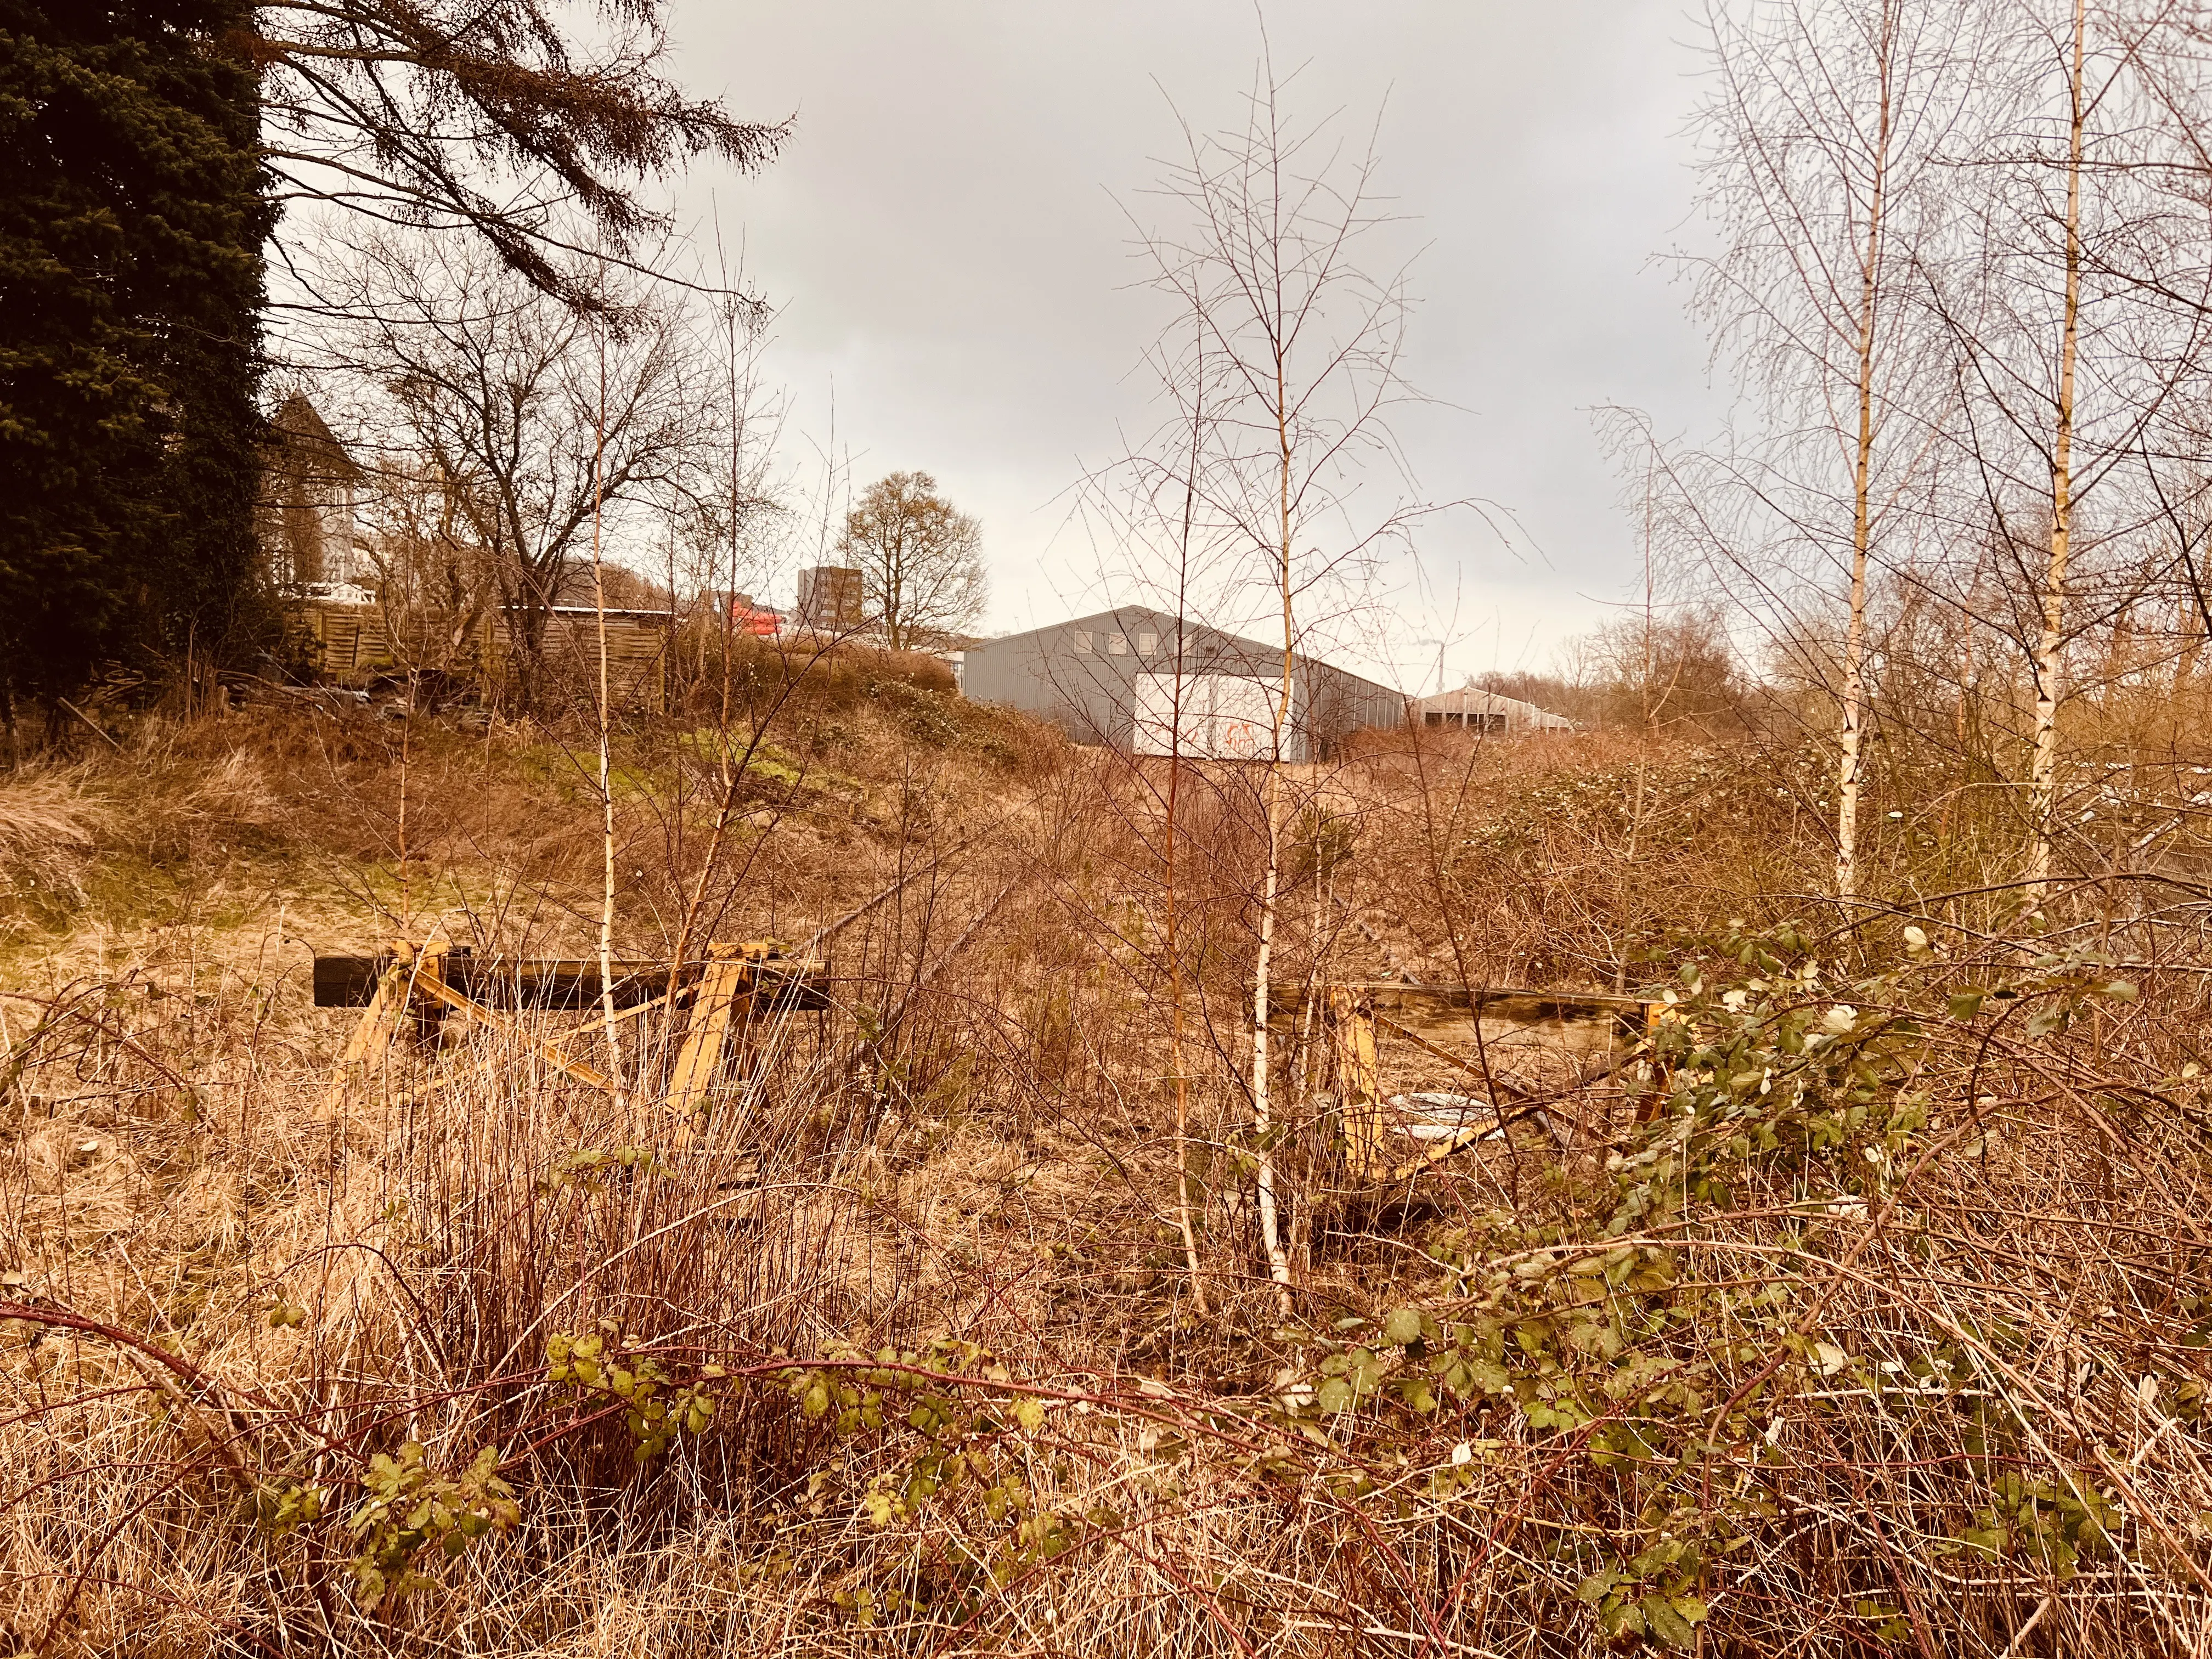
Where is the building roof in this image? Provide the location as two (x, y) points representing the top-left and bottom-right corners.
(268, 392), (361, 480)
(974, 606), (1399, 696)
(1413, 684), (1573, 728)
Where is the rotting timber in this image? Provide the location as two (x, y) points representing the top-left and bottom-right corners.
(309, 833), (1015, 1136)
(313, 940), (830, 1139)
(1268, 981), (1655, 1185)
(312, 947), (828, 1015)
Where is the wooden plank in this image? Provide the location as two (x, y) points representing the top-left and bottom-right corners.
(395, 978), (682, 1111)
(315, 941), (828, 1121)
(1387, 1002), (1625, 1061)
(1328, 988), (1385, 1180)
(317, 941), (419, 1114)
(558, 985), (687, 1043)
(412, 939), (452, 1039)
(1270, 983), (1649, 1186)
(665, 955), (754, 1138)
(1372, 1012), (1537, 1102)
(1268, 981), (1646, 1020)
(311, 954), (827, 1011)
(1268, 982), (1641, 1057)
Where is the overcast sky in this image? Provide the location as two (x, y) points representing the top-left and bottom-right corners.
(676, 3), (1725, 690)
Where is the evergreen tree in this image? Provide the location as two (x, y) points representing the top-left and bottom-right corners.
(0, 0), (270, 710)
(0, 1), (778, 718)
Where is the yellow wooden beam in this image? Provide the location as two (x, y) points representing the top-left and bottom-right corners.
(317, 942), (419, 1115)
(413, 973), (615, 1093)
(1326, 987), (1385, 1181)
(665, 952), (756, 1142)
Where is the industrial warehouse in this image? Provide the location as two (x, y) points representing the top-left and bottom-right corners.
(957, 606), (1409, 760)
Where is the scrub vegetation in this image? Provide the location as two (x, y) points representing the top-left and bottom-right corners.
(14, 0), (2212, 1654)
(2, 649), (2210, 1656)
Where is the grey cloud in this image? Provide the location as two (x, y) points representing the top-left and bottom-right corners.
(678, 1), (1722, 684)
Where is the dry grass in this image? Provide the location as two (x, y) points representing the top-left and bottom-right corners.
(0, 770), (111, 913)
(3, 702), (2211, 1655)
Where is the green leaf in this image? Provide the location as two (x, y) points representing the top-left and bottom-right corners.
(1960, 1525), (2006, 1559)
(1643, 1594), (1695, 1649)
(1949, 991), (1984, 1020)
(1317, 1376), (1353, 1414)
(1384, 1307), (1424, 1346)
(1468, 1357), (1511, 1394)
(1013, 1397), (1046, 1432)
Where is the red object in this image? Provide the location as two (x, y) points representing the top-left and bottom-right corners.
(729, 599), (781, 637)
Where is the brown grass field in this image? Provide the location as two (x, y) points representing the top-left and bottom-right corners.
(5, 669), (2212, 1657)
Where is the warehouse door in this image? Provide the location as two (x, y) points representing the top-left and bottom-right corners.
(1133, 673), (1301, 762)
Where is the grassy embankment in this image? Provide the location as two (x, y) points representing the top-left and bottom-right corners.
(4, 667), (2212, 1656)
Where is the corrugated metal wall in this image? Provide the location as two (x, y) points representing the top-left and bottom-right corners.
(962, 607), (1405, 757)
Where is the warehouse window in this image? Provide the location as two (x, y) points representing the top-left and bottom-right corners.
(1073, 630), (1093, 653)
(1137, 630), (1158, 655)
(1107, 631), (1129, 655)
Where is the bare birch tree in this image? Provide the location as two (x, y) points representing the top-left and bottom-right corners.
(1929, 0), (2212, 898)
(1681, 0), (1987, 897)
(2027, 0), (2089, 897)
(1075, 312), (1231, 1311)
(1130, 58), (1425, 1303)
(588, 319), (624, 1092)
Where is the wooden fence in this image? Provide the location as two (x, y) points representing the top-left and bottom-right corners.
(295, 601), (673, 709)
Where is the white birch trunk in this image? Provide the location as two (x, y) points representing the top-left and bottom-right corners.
(1249, 377), (1296, 1303)
(591, 331), (624, 1093)
(1836, 16), (1896, 902)
(2028, 0), (2085, 900)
